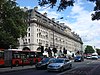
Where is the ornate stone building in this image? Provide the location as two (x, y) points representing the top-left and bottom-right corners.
(18, 7), (83, 55)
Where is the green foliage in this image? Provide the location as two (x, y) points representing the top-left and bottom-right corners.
(38, 0), (74, 11)
(91, 0), (100, 20)
(84, 45), (95, 54)
(38, 0), (100, 20)
(0, 0), (28, 49)
(96, 48), (100, 55)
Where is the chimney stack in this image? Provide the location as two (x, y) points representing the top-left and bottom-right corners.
(44, 12), (47, 16)
(52, 18), (55, 21)
(34, 6), (38, 11)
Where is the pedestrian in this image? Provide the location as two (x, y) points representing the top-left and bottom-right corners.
(47, 47), (52, 57)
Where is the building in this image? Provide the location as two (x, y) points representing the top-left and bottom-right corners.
(18, 7), (83, 56)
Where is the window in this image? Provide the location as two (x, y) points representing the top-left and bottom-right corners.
(39, 29), (40, 31)
(0, 52), (4, 58)
(13, 54), (20, 58)
(28, 39), (30, 43)
(65, 60), (69, 62)
(28, 33), (30, 37)
(37, 39), (38, 43)
(25, 39), (27, 42)
(28, 28), (30, 31)
(39, 39), (40, 42)
(37, 33), (38, 37)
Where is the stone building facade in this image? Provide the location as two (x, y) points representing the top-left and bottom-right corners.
(18, 7), (83, 55)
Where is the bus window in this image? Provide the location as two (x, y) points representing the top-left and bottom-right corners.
(29, 52), (35, 58)
(21, 54), (26, 59)
(0, 51), (4, 59)
(13, 54), (20, 58)
(26, 55), (30, 58)
(22, 51), (30, 58)
(0, 51), (4, 66)
(36, 52), (43, 58)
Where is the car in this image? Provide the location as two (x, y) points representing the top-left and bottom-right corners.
(91, 55), (98, 60)
(74, 56), (84, 62)
(98, 55), (100, 58)
(47, 58), (72, 72)
(86, 55), (92, 59)
(35, 57), (56, 69)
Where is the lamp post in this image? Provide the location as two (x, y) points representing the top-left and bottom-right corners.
(51, 18), (55, 55)
(53, 27), (55, 49)
(52, 17), (65, 56)
(9, 45), (12, 49)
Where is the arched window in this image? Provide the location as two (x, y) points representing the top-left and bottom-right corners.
(22, 47), (30, 51)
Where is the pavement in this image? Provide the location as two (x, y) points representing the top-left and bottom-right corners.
(0, 65), (35, 74)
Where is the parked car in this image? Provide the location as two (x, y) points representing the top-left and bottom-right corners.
(91, 55), (98, 60)
(35, 57), (56, 69)
(86, 55), (92, 59)
(74, 56), (84, 62)
(47, 58), (72, 72)
(98, 55), (100, 58)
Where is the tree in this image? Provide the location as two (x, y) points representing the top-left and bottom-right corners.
(84, 45), (95, 54)
(0, 0), (28, 49)
(38, 0), (100, 20)
(96, 48), (100, 55)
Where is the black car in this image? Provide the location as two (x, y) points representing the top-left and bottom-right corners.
(35, 58), (56, 69)
(74, 56), (84, 62)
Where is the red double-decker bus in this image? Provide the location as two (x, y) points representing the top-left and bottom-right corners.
(0, 49), (42, 67)
(0, 49), (4, 66)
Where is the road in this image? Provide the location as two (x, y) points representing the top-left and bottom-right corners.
(1, 59), (100, 75)
(60, 59), (100, 75)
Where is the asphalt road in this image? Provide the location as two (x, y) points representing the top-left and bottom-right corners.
(1, 59), (100, 75)
(59, 59), (100, 75)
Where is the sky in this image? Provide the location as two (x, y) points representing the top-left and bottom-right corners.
(16, 0), (100, 49)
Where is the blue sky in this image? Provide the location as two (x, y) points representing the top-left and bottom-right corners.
(16, 0), (100, 49)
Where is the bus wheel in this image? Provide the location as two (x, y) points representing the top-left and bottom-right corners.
(15, 61), (19, 67)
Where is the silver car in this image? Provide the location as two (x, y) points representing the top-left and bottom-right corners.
(47, 58), (72, 72)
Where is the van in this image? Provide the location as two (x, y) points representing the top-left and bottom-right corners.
(91, 54), (98, 59)
(91, 53), (98, 59)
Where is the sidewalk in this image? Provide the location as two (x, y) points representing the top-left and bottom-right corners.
(0, 65), (35, 74)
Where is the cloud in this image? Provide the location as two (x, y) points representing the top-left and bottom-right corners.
(18, 0), (100, 48)
(69, 1), (100, 48)
(20, 6), (33, 9)
(37, 6), (65, 23)
(37, 1), (100, 48)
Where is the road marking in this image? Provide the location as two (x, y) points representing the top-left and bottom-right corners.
(87, 62), (91, 64)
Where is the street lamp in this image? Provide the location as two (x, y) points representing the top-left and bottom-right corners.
(53, 27), (55, 48)
(51, 18), (55, 49)
(9, 45), (12, 49)
(52, 18), (63, 44)
(51, 17), (66, 56)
